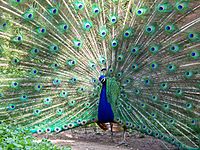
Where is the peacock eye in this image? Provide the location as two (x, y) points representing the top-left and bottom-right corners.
(110, 16), (117, 23)
(52, 9), (57, 14)
(148, 130), (152, 133)
(171, 46), (175, 50)
(147, 27), (152, 32)
(159, 6), (164, 10)
(191, 120), (195, 124)
(53, 46), (57, 50)
(14, 59), (17, 63)
(189, 33), (194, 38)
(178, 5), (183, 10)
(112, 18), (116, 22)
(191, 52), (196, 56)
(2, 23), (7, 27)
(137, 10), (142, 14)
(28, 13), (33, 18)
(17, 36), (21, 41)
(85, 23), (91, 29)
(101, 31), (106, 36)
(94, 8), (99, 13)
(151, 47), (155, 51)
(165, 26), (171, 30)
(63, 25), (68, 30)
(77, 42), (81, 46)
(112, 42), (117, 46)
(40, 28), (45, 33)
(78, 4), (83, 9)
(124, 32), (129, 37)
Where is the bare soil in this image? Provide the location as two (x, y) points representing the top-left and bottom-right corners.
(34, 127), (177, 150)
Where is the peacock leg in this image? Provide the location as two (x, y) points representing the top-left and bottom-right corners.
(110, 122), (114, 142)
(117, 128), (128, 146)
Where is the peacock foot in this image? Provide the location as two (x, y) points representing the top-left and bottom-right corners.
(116, 140), (129, 147)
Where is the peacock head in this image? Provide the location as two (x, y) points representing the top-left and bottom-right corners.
(99, 75), (106, 84)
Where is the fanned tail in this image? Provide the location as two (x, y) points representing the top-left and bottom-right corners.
(0, 0), (199, 149)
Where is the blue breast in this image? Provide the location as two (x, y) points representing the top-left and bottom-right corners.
(98, 82), (114, 123)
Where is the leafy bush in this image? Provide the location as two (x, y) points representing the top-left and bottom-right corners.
(0, 123), (71, 150)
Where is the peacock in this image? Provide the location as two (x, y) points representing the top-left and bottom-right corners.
(0, 0), (200, 149)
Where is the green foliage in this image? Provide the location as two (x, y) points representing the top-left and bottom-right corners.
(0, 123), (71, 150)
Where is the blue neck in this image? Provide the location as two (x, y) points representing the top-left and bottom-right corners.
(98, 82), (114, 123)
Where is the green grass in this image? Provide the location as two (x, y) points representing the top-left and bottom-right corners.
(0, 123), (71, 150)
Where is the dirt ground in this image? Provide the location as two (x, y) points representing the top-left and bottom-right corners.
(34, 126), (178, 150)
